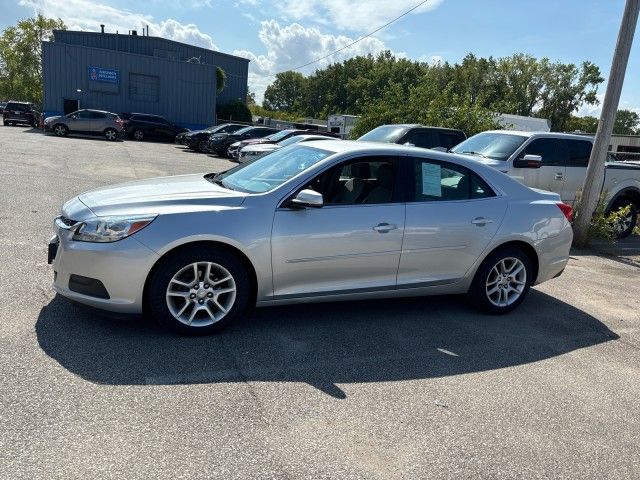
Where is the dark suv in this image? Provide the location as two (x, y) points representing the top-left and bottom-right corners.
(207, 126), (279, 157)
(3, 101), (40, 127)
(358, 124), (466, 150)
(124, 113), (189, 142)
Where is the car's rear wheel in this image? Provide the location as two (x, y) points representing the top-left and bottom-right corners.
(147, 246), (251, 334)
(467, 246), (532, 314)
(104, 128), (118, 141)
(133, 129), (144, 141)
(53, 124), (68, 137)
(608, 199), (638, 239)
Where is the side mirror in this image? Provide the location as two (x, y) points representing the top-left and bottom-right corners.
(290, 189), (323, 209)
(513, 154), (542, 169)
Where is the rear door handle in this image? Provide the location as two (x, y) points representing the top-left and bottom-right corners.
(555, 172), (564, 180)
(373, 222), (397, 233)
(471, 217), (493, 226)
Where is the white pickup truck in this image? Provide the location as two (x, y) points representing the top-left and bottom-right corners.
(450, 131), (640, 237)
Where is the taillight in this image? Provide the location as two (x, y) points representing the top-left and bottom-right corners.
(556, 202), (573, 222)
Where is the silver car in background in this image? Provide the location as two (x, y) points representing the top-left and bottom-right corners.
(44, 109), (124, 141)
(238, 134), (335, 162)
(49, 141), (573, 334)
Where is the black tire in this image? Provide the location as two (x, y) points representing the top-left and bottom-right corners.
(608, 199), (638, 239)
(104, 128), (118, 141)
(197, 140), (209, 153)
(467, 246), (533, 315)
(133, 129), (144, 141)
(53, 124), (69, 137)
(147, 246), (251, 335)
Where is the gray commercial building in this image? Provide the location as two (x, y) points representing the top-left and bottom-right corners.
(42, 29), (249, 129)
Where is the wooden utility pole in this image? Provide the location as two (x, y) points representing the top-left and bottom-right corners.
(573, 0), (640, 247)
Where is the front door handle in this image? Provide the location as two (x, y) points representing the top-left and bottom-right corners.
(555, 172), (564, 180)
(471, 217), (493, 226)
(373, 222), (397, 233)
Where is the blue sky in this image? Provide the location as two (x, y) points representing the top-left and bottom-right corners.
(4, 0), (639, 115)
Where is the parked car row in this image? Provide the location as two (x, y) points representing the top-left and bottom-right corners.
(39, 109), (190, 142)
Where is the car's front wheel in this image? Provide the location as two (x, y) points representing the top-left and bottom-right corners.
(467, 246), (532, 314)
(133, 129), (144, 141)
(147, 246), (251, 334)
(53, 124), (68, 137)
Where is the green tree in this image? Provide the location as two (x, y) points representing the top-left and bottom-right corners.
(566, 115), (599, 133)
(0, 14), (66, 104)
(613, 109), (639, 134)
(536, 61), (603, 131)
(263, 71), (306, 112)
(216, 66), (226, 94)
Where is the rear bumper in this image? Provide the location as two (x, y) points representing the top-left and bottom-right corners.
(534, 223), (573, 285)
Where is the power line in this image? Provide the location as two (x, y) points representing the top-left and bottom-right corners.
(275, 0), (433, 75)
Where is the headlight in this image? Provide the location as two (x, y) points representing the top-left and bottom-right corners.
(72, 214), (157, 242)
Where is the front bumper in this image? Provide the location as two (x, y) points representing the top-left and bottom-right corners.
(49, 220), (160, 313)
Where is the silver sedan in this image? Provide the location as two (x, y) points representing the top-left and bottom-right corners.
(49, 141), (573, 334)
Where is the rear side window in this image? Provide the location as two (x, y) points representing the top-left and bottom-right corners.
(412, 158), (495, 202)
(520, 138), (568, 166)
(567, 140), (592, 167)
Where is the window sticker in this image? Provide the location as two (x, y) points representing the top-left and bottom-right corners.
(421, 162), (442, 197)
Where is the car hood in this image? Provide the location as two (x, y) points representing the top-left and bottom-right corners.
(73, 174), (246, 217)
(245, 144), (280, 153)
(45, 115), (61, 123)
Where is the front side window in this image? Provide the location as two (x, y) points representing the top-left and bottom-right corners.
(405, 131), (437, 148)
(267, 130), (293, 142)
(304, 157), (396, 205)
(451, 132), (527, 160)
(412, 159), (495, 202)
(520, 138), (568, 166)
(216, 145), (332, 193)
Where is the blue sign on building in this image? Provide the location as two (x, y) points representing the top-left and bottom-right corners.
(88, 66), (119, 84)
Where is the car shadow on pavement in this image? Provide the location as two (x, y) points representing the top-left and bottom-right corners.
(36, 290), (619, 398)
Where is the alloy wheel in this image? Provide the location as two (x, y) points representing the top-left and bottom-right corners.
(54, 125), (66, 136)
(134, 130), (144, 141)
(105, 129), (117, 141)
(165, 261), (236, 327)
(485, 257), (527, 307)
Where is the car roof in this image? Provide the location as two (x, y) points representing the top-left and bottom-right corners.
(481, 130), (594, 141)
(377, 124), (465, 133)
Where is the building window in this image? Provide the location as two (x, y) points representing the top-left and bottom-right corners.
(129, 73), (159, 102)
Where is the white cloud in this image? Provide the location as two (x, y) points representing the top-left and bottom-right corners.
(276, 0), (444, 32)
(234, 20), (389, 102)
(19, 0), (218, 49)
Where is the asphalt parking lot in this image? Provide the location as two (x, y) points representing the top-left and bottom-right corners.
(1, 126), (639, 479)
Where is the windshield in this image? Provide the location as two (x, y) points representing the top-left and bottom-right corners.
(267, 130), (293, 142)
(216, 145), (332, 193)
(278, 135), (307, 147)
(358, 125), (409, 143)
(234, 126), (255, 135)
(451, 132), (528, 160)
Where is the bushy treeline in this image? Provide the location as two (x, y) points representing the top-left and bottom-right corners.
(262, 51), (604, 136)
